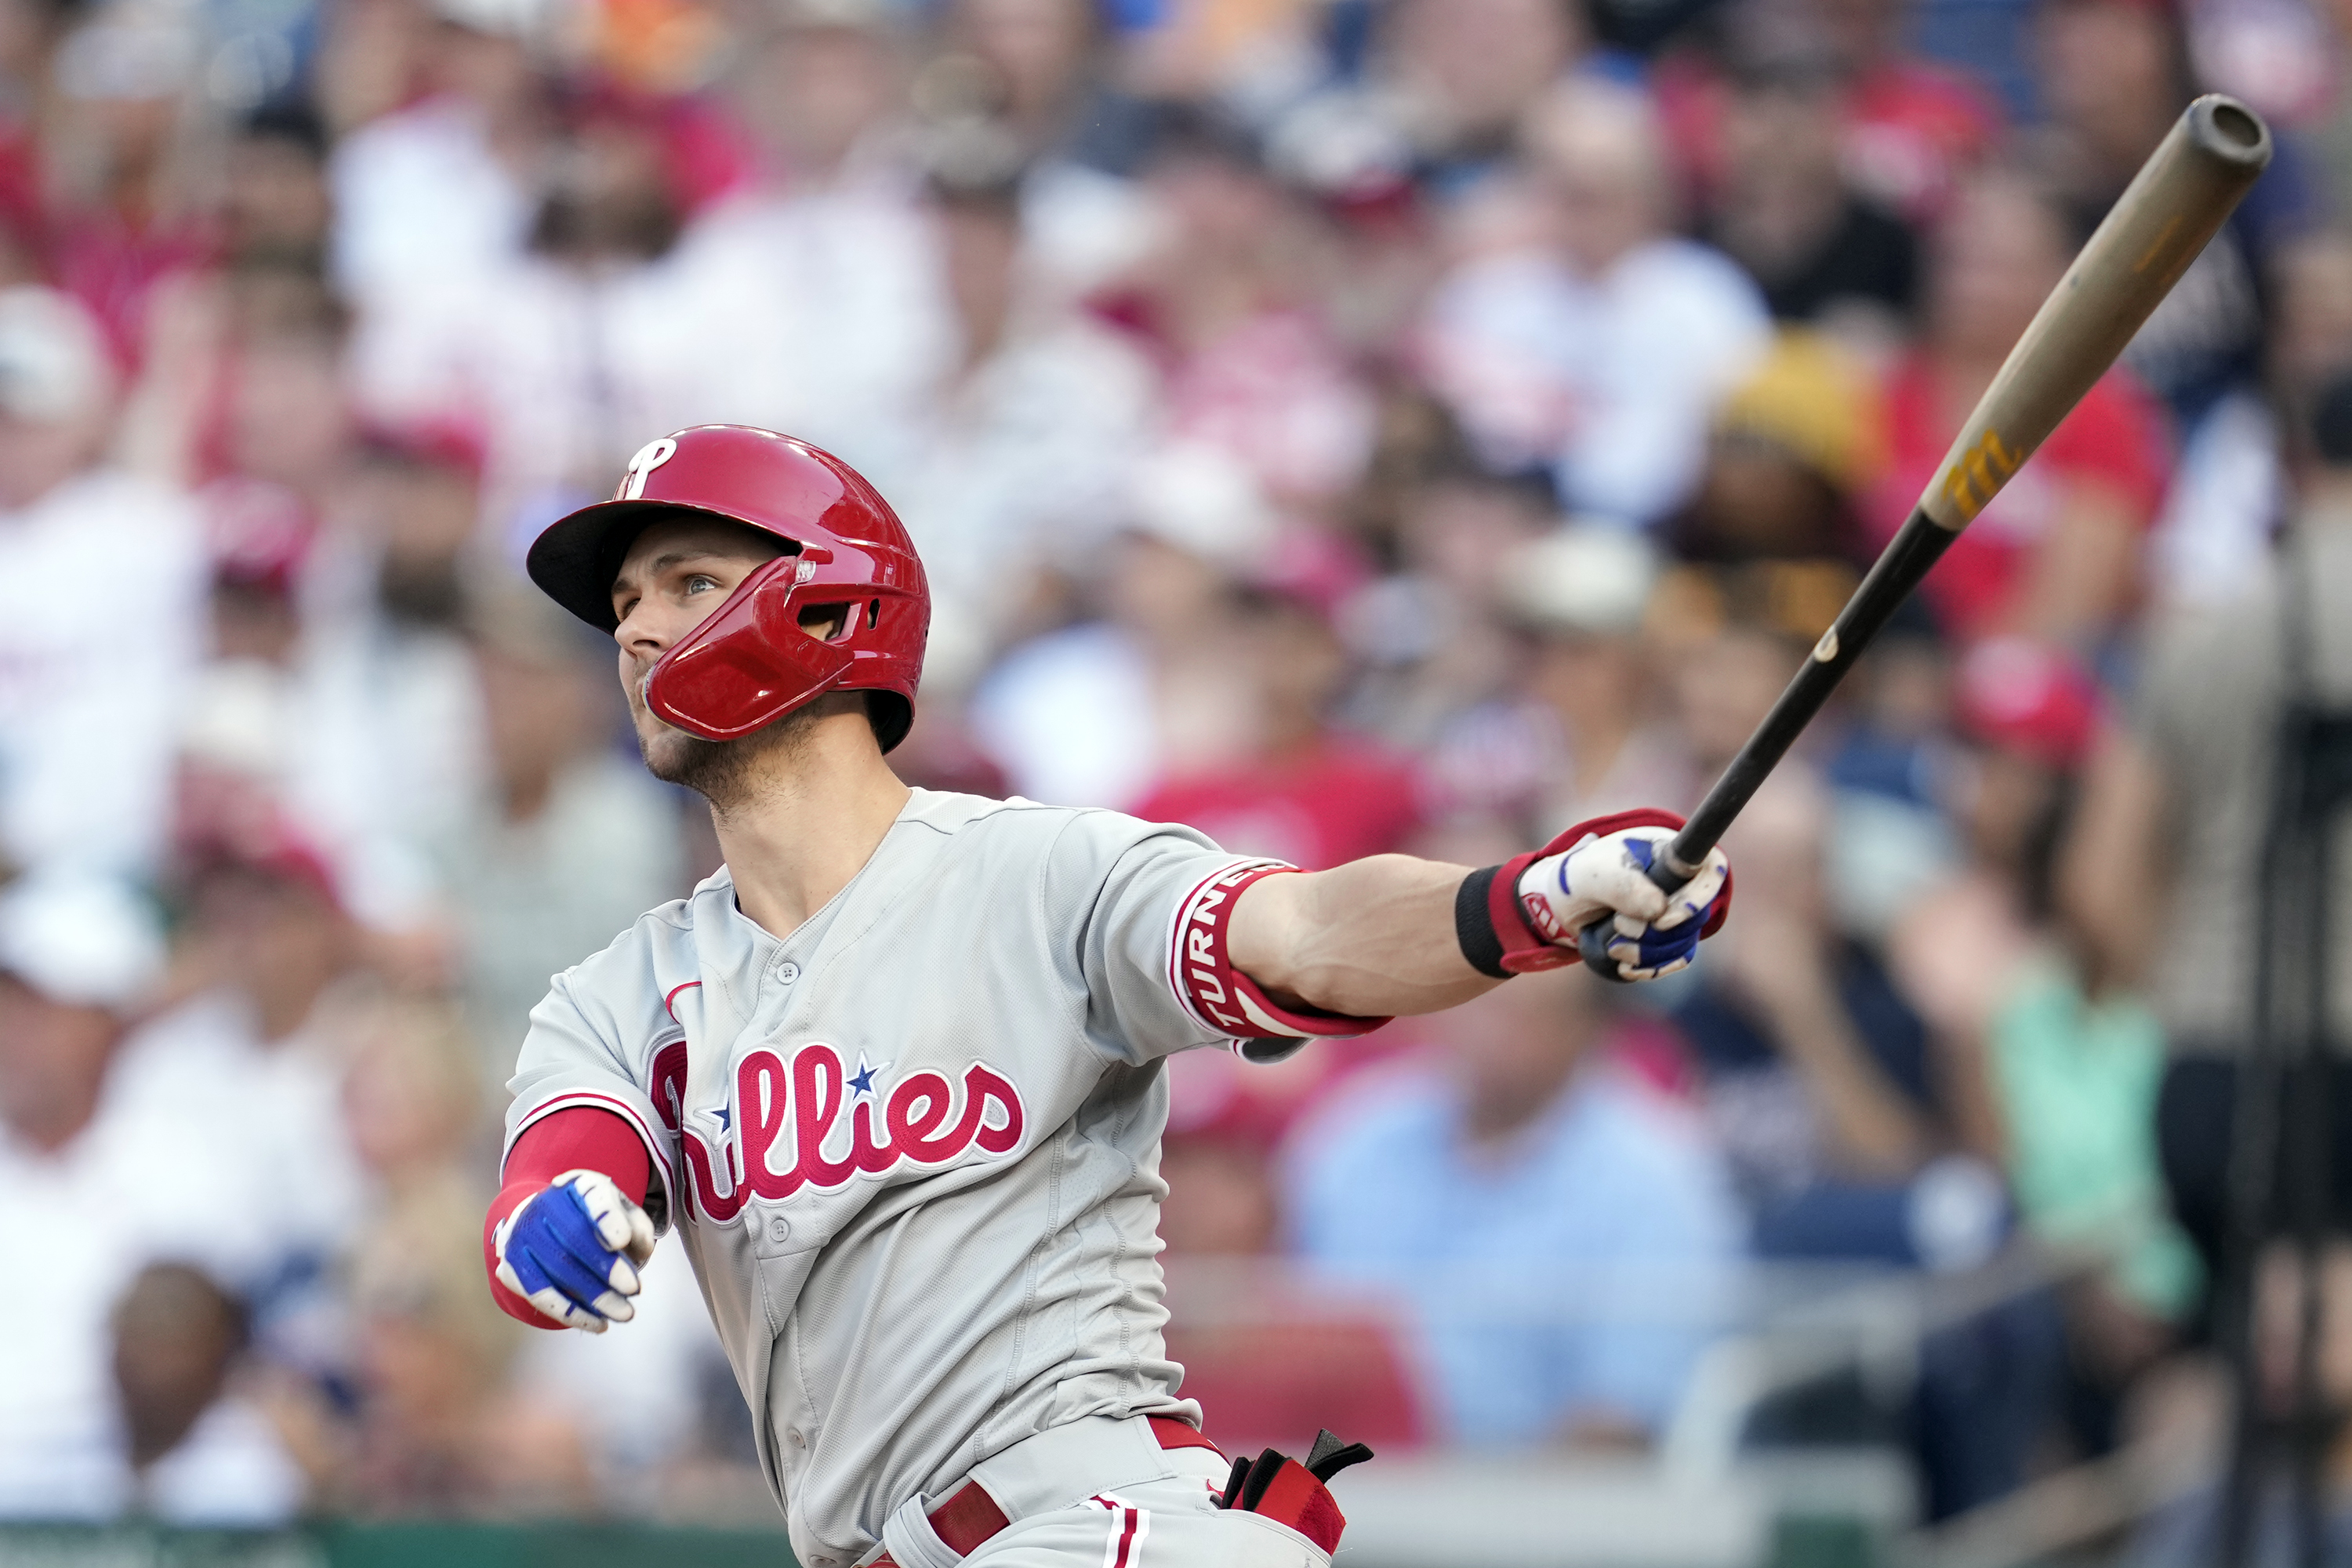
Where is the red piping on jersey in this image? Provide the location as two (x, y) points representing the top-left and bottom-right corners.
(663, 980), (702, 1022)
(508, 1088), (675, 1198)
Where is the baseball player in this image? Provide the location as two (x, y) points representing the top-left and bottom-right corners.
(481, 426), (1732, 1568)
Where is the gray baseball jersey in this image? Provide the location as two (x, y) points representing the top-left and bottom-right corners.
(502, 789), (1359, 1568)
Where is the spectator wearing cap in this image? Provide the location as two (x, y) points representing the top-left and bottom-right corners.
(0, 874), (299, 1521)
(112, 837), (370, 1338)
(1287, 963), (1744, 1447)
(220, 107), (337, 278)
(347, 78), (804, 548)
(1414, 77), (1771, 529)
(1896, 640), (2198, 1456)
(1672, 329), (1885, 566)
(1863, 170), (2169, 652)
(507, 14), (951, 510)
(2067, 373), (2352, 1277)
(1655, 0), (2001, 230)
(1494, 527), (1698, 837)
(175, 430), (490, 946)
(0, 285), (205, 883)
(114, 111), (350, 505)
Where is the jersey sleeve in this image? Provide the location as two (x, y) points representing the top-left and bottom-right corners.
(1048, 810), (1391, 1066)
(503, 968), (678, 1232)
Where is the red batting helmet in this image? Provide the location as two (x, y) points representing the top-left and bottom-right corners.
(525, 426), (928, 751)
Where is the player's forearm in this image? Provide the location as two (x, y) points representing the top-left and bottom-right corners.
(1229, 855), (1505, 1019)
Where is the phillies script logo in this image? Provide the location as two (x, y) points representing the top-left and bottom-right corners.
(650, 1040), (1025, 1225)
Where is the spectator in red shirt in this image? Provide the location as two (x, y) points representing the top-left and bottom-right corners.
(1864, 171), (2169, 649)
(1134, 547), (1422, 870)
(1657, 0), (2002, 229)
(1820, 0), (2003, 223)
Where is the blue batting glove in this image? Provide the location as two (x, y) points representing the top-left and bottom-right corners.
(492, 1169), (656, 1332)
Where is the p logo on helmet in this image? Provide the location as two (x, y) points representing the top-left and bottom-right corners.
(526, 425), (931, 753)
(617, 437), (678, 500)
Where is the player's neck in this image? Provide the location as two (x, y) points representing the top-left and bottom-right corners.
(708, 710), (912, 942)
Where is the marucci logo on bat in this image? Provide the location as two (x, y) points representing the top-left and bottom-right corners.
(650, 1039), (1025, 1225)
(1939, 427), (2021, 523)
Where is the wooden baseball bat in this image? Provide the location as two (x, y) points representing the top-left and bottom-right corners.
(1580, 93), (2273, 977)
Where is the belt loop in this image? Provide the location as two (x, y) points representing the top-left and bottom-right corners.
(882, 1490), (964, 1568)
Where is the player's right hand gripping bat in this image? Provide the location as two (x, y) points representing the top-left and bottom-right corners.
(1578, 93), (2274, 976)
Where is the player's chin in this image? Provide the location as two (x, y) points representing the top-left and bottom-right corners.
(637, 723), (701, 784)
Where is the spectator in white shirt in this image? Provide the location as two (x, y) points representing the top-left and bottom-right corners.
(1415, 78), (1772, 528)
(0, 287), (204, 882)
(328, 0), (558, 310)
(111, 1262), (307, 1525)
(0, 874), (297, 1522)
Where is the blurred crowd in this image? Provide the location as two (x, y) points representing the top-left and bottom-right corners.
(6, 0), (2352, 1548)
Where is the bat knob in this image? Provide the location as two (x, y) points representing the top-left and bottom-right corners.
(1577, 917), (1633, 983)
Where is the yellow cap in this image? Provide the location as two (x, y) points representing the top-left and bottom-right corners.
(1714, 331), (1885, 495)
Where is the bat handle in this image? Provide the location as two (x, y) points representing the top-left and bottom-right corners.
(1575, 834), (1706, 982)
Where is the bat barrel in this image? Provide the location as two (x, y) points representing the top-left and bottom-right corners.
(1918, 94), (2270, 532)
(1666, 92), (2272, 878)
(2192, 96), (2272, 165)
(1584, 95), (2273, 975)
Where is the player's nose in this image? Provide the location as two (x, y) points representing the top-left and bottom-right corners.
(612, 598), (673, 661)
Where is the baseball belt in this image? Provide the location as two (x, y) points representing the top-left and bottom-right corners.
(873, 1419), (1371, 1565)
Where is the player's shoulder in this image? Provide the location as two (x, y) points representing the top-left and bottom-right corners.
(543, 877), (720, 1004)
(895, 788), (1222, 860)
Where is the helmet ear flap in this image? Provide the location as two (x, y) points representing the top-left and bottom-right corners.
(646, 557), (855, 741)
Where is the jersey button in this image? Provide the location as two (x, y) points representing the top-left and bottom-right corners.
(767, 1215), (791, 1244)
(788, 1428), (806, 1447)
(778, 960), (801, 984)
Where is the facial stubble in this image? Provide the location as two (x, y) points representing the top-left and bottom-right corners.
(641, 703), (826, 813)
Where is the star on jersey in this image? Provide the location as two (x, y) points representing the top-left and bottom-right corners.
(848, 1054), (891, 1098)
(707, 1105), (731, 1133)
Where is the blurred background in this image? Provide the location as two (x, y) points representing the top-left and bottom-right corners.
(3, 0), (2352, 1562)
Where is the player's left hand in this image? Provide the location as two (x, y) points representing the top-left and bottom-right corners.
(492, 1168), (658, 1333)
(1517, 824), (1731, 982)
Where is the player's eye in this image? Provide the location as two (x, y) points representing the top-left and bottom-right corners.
(683, 573), (720, 596)
(615, 593), (639, 622)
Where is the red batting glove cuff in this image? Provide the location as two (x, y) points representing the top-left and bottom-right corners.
(1455, 809), (1733, 978)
